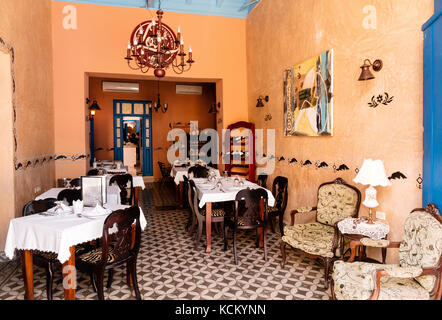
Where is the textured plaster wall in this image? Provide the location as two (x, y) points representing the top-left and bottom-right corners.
(246, 0), (433, 262)
(0, 0), (55, 250)
(52, 2), (248, 179)
(89, 77), (216, 179)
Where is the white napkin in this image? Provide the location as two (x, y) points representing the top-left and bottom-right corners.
(48, 201), (72, 214)
(87, 204), (111, 217)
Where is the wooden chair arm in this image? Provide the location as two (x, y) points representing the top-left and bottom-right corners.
(347, 240), (402, 262)
(289, 207), (317, 225)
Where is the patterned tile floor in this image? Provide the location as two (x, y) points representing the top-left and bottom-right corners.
(0, 183), (331, 300)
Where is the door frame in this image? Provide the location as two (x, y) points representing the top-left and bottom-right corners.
(113, 100), (153, 176)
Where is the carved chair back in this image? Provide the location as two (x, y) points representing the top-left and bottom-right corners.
(158, 161), (171, 179)
(316, 178), (361, 227)
(23, 198), (57, 216)
(69, 178), (82, 188)
(87, 169), (100, 176)
(234, 188), (268, 227)
(188, 165), (209, 178)
(257, 174), (268, 189)
(109, 174), (134, 205)
(57, 189), (82, 205)
(189, 179), (203, 217)
(272, 176), (288, 212)
(98, 206), (141, 268)
(399, 204), (442, 293)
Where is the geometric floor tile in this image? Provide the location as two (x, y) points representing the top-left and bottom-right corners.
(0, 183), (331, 300)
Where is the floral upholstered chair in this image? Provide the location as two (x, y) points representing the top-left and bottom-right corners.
(331, 203), (442, 300)
(280, 178), (361, 288)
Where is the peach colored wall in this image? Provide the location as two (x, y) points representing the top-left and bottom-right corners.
(52, 2), (248, 179)
(247, 0), (433, 263)
(0, 0), (55, 250)
(89, 77), (216, 179)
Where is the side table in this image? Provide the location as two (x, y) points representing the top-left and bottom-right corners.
(337, 217), (390, 264)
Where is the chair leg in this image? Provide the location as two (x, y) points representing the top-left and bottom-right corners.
(223, 225), (229, 251)
(126, 263), (132, 288)
(91, 273), (98, 293)
(195, 220), (203, 250)
(278, 212), (284, 235)
(324, 258), (331, 289)
(129, 260), (142, 300)
(263, 227), (267, 262)
(45, 263), (54, 300)
(107, 269), (114, 289)
(96, 271), (105, 300)
(280, 241), (287, 268)
(269, 216), (275, 233)
(233, 228), (238, 265)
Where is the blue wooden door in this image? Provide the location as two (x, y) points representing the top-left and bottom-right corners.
(422, 1), (442, 210)
(113, 100), (152, 176)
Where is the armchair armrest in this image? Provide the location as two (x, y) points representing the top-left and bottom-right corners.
(289, 207), (317, 226)
(348, 239), (402, 262)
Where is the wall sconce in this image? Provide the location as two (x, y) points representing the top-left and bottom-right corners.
(209, 102), (221, 114)
(358, 59), (383, 81)
(256, 95), (269, 108)
(86, 98), (101, 117)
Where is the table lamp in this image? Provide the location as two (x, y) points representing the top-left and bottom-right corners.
(353, 159), (391, 224)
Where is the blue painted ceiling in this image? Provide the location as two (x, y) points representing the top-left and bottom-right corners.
(53, 0), (260, 18)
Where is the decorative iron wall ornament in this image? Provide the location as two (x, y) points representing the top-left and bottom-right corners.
(335, 164), (350, 172)
(368, 92), (394, 108)
(278, 156), (286, 162)
(388, 171), (407, 180)
(264, 113), (272, 121)
(54, 153), (90, 162)
(416, 174), (423, 190)
(316, 161), (329, 169)
(289, 158), (298, 164)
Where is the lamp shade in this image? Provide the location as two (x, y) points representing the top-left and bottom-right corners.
(353, 159), (391, 187)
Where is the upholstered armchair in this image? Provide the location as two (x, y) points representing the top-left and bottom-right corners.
(331, 203), (442, 300)
(280, 178), (361, 288)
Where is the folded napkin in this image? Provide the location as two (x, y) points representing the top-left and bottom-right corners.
(86, 204), (111, 217)
(48, 201), (72, 214)
(72, 199), (84, 214)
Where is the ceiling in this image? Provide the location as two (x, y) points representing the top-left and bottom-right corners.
(53, 0), (260, 18)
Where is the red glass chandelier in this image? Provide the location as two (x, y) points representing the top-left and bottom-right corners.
(124, 1), (194, 78)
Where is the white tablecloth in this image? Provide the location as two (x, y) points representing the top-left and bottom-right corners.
(36, 186), (121, 205)
(193, 178), (275, 208)
(337, 218), (390, 239)
(4, 204), (147, 264)
(171, 166), (220, 185)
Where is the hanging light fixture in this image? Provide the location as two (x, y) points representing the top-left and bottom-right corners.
(153, 81), (168, 113)
(125, 0), (195, 78)
(358, 59), (383, 81)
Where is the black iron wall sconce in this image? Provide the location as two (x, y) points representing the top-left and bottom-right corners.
(209, 102), (221, 114)
(358, 59), (383, 81)
(86, 98), (101, 117)
(256, 95), (269, 108)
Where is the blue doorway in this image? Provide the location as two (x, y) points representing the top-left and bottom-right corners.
(113, 100), (153, 176)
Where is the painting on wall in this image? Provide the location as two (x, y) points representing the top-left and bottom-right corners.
(284, 49), (333, 137)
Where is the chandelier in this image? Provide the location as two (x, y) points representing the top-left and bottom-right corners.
(124, 1), (194, 78)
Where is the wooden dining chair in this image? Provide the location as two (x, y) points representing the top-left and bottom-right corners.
(188, 180), (226, 250)
(69, 178), (81, 188)
(183, 176), (194, 231)
(257, 174), (268, 189)
(188, 165), (209, 178)
(267, 176), (288, 235)
(57, 188), (82, 205)
(224, 188), (269, 265)
(109, 174), (134, 205)
(87, 168), (100, 176)
(158, 161), (172, 185)
(22, 199), (91, 300)
(75, 206), (142, 300)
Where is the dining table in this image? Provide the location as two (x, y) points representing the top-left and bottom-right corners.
(4, 203), (147, 300)
(192, 177), (275, 253)
(170, 164), (220, 206)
